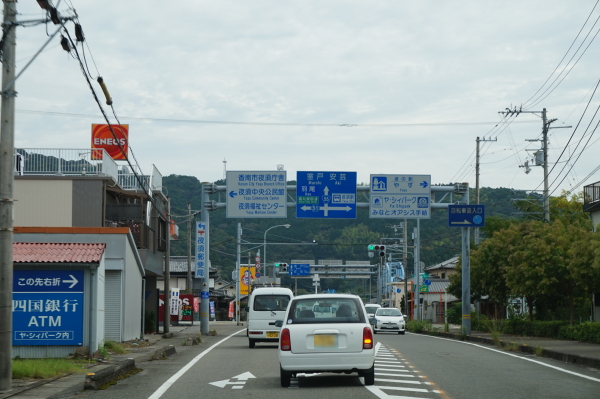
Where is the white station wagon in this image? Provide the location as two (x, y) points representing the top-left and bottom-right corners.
(277, 294), (376, 387)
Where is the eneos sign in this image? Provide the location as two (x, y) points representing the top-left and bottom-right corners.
(91, 124), (129, 160)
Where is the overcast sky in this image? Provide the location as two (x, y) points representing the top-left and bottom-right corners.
(9, 1), (600, 197)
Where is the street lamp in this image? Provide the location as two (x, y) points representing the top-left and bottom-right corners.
(264, 224), (291, 279)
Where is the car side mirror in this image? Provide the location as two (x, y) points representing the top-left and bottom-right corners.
(274, 320), (283, 328)
(369, 317), (377, 325)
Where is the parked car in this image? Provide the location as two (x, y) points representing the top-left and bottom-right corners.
(247, 287), (293, 348)
(277, 294), (376, 387)
(364, 304), (381, 318)
(372, 307), (405, 335)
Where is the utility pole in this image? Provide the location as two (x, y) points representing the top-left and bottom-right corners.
(475, 136), (496, 244)
(403, 219), (408, 318)
(500, 107), (562, 223)
(461, 186), (471, 335)
(414, 220), (421, 320)
(163, 197), (171, 334)
(236, 223), (241, 326)
(187, 203), (192, 293)
(0, 0), (17, 391)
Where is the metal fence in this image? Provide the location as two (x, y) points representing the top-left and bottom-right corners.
(15, 148), (118, 182)
(583, 181), (600, 212)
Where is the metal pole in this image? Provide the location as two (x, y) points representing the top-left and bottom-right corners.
(187, 203), (192, 295)
(0, 0), (16, 391)
(542, 108), (550, 223)
(461, 185), (471, 335)
(236, 223), (241, 326)
(414, 221), (421, 320)
(163, 197), (171, 334)
(200, 185), (210, 335)
(475, 137), (480, 245)
(403, 219), (408, 318)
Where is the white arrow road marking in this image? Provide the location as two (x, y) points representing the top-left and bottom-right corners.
(232, 371), (256, 381)
(209, 380), (245, 388)
(63, 275), (78, 289)
(148, 329), (244, 399)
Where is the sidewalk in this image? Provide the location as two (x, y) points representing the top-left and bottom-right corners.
(429, 324), (600, 369)
(0, 321), (245, 399)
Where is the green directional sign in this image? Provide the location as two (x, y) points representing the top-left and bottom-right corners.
(420, 284), (429, 293)
(298, 196), (319, 205)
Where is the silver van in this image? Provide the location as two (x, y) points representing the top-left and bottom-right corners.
(247, 287), (293, 348)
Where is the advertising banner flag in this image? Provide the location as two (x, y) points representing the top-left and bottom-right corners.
(228, 301), (234, 319)
(240, 267), (256, 295)
(91, 124), (129, 160)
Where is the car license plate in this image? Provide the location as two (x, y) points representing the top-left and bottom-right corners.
(266, 332), (279, 338)
(383, 324), (394, 329)
(314, 334), (336, 347)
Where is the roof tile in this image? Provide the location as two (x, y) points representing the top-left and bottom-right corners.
(13, 242), (106, 263)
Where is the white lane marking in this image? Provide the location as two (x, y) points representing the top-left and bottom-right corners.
(422, 334), (600, 383)
(375, 365), (406, 369)
(376, 372), (415, 378)
(378, 386), (430, 393)
(375, 367), (410, 373)
(366, 386), (429, 399)
(148, 329), (245, 399)
(375, 378), (422, 384)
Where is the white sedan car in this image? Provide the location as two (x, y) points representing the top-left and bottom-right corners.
(372, 308), (405, 334)
(277, 294), (376, 387)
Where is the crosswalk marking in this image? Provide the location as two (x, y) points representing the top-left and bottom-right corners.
(367, 344), (444, 399)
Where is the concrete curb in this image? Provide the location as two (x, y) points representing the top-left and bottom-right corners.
(415, 330), (600, 369)
(84, 359), (137, 390)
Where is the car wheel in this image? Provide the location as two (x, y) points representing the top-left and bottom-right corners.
(363, 363), (375, 386)
(249, 339), (255, 348)
(373, 329), (378, 334)
(400, 331), (405, 335)
(280, 365), (291, 388)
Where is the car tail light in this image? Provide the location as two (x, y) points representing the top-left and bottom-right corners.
(280, 328), (291, 351)
(363, 327), (373, 349)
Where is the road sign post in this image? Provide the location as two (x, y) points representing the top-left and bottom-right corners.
(296, 171), (357, 219)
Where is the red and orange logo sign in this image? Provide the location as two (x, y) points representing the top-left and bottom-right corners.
(91, 124), (129, 160)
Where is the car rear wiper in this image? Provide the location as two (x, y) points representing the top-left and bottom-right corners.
(271, 310), (277, 316)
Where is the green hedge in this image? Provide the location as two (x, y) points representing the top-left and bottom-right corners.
(500, 319), (569, 338)
(558, 322), (600, 344)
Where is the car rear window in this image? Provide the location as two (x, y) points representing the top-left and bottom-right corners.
(376, 308), (402, 316)
(288, 298), (366, 324)
(253, 295), (290, 311)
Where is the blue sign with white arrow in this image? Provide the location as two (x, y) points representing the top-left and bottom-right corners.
(296, 171), (357, 219)
(448, 204), (485, 227)
(12, 270), (84, 346)
(289, 264), (311, 276)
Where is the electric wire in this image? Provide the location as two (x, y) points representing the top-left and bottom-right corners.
(522, 0), (600, 108)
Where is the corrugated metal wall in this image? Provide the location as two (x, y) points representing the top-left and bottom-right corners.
(105, 270), (123, 342)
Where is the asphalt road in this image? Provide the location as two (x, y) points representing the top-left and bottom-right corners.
(71, 327), (600, 399)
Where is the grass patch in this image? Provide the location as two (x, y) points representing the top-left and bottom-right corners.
(534, 345), (544, 357)
(12, 358), (91, 379)
(103, 341), (128, 355)
(504, 342), (520, 352)
(406, 320), (433, 333)
(97, 368), (142, 389)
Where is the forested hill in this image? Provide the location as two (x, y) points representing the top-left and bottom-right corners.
(163, 175), (524, 282)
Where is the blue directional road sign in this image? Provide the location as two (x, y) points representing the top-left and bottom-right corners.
(448, 204), (485, 227)
(289, 264), (311, 276)
(369, 174), (431, 219)
(296, 171), (357, 219)
(12, 270), (84, 346)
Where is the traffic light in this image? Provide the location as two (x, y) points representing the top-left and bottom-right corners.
(368, 244), (386, 257)
(275, 263), (288, 273)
